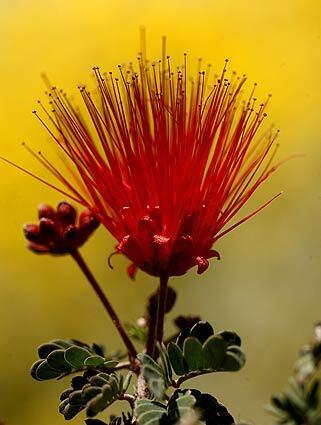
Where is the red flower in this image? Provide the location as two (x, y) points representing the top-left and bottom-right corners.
(12, 52), (283, 278)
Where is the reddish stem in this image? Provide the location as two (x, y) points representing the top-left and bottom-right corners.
(155, 274), (169, 346)
(70, 249), (137, 361)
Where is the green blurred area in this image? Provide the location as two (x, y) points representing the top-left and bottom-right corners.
(0, 0), (321, 424)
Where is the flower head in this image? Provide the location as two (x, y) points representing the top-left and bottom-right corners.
(16, 46), (282, 277)
(24, 201), (99, 254)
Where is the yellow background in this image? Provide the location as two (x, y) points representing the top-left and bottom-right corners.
(0, 0), (321, 424)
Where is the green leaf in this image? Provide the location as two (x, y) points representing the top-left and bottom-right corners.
(38, 342), (62, 359)
(61, 403), (82, 420)
(202, 336), (227, 370)
(225, 345), (246, 370)
(186, 389), (234, 424)
(176, 328), (191, 349)
(166, 322), (246, 383)
(84, 356), (106, 367)
(158, 343), (173, 383)
(136, 390), (196, 425)
(47, 349), (72, 372)
(65, 346), (92, 368)
(60, 388), (73, 401)
(190, 321), (214, 344)
(83, 386), (102, 401)
(87, 393), (109, 417)
(123, 372), (133, 392)
(220, 351), (243, 371)
(31, 338), (122, 382)
(50, 339), (73, 349)
(217, 331), (242, 347)
(59, 371), (128, 421)
(58, 399), (69, 414)
(167, 390), (196, 422)
(90, 375), (110, 387)
(35, 360), (62, 380)
(137, 354), (163, 373)
(31, 359), (44, 380)
(135, 400), (166, 425)
(183, 337), (204, 372)
(68, 389), (84, 405)
(167, 343), (185, 376)
(103, 360), (119, 369)
(138, 353), (168, 400)
(307, 380), (319, 408)
(143, 365), (166, 400)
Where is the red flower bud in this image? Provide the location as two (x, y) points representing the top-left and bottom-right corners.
(23, 223), (41, 243)
(38, 204), (55, 220)
(23, 202), (100, 255)
(56, 201), (77, 225)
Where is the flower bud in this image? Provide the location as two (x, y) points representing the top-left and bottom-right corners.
(23, 202), (100, 255)
(57, 201), (77, 225)
(38, 204), (55, 220)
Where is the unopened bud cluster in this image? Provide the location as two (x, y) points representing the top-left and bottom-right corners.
(23, 202), (100, 254)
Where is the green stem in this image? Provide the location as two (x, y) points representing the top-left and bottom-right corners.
(70, 249), (137, 361)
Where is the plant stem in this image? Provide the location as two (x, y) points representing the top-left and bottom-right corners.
(171, 370), (211, 388)
(121, 394), (136, 409)
(70, 249), (137, 360)
(136, 372), (150, 399)
(155, 274), (169, 346)
(146, 310), (157, 357)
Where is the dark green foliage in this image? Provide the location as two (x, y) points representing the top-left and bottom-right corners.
(135, 389), (196, 425)
(167, 343), (185, 376)
(31, 323), (241, 424)
(267, 323), (321, 425)
(202, 336), (226, 370)
(187, 389), (235, 425)
(267, 378), (321, 425)
(217, 331), (242, 347)
(168, 321), (245, 376)
(137, 345), (172, 400)
(294, 322), (321, 384)
(190, 321), (214, 344)
(136, 389), (234, 425)
(59, 370), (132, 420)
(31, 339), (122, 381)
(184, 337), (204, 371)
(139, 322), (245, 402)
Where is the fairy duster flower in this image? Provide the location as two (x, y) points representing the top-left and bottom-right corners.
(10, 47), (282, 278)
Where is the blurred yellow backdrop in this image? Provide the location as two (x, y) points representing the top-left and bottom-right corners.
(0, 0), (320, 424)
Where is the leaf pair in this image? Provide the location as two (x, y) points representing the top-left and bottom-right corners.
(168, 328), (245, 375)
(139, 322), (246, 400)
(31, 339), (119, 381)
